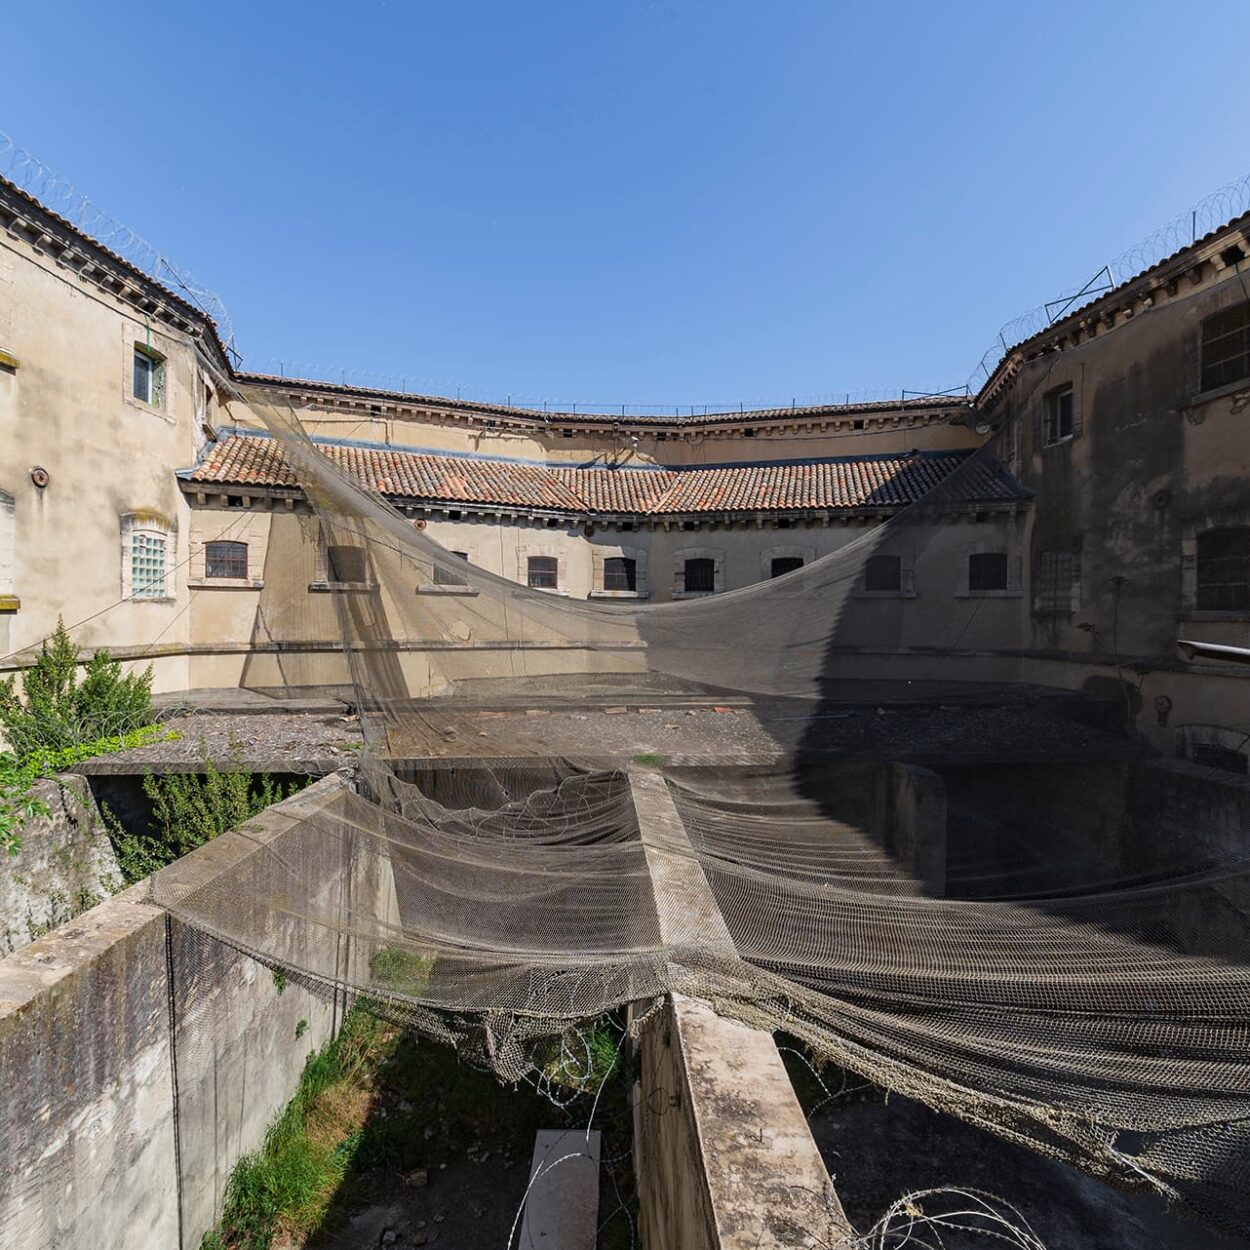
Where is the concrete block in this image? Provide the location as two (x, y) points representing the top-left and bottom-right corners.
(519, 1129), (601, 1250)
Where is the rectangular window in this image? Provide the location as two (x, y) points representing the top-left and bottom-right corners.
(1036, 550), (1078, 612)
(1196, 528), (1250, 611)
(327, 545), (368, 584)
(1201, 303), (1250, 392)
(603, 557), (637, 591)
(1043, 384), (1074, 446)
(527, 555), (558, 589)
(864, 554), (901, 592)
(683, 557), (715, 593)
(433, 551), (469, 586)
(770, 557), (804, 579)
(131, 531), (167, 598)
(205, 540), (248, 579)
(133, 345), (166, 407)
(968, 551), (1008, 592)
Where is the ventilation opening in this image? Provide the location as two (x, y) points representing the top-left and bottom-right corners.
(1219, 244), (1247, 268)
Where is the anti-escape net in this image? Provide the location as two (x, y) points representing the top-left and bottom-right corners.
(152, 384), (1250, 1234)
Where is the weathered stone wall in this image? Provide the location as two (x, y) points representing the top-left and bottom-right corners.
(0, 773), (121, 955)
(0, 773), (365, 1250)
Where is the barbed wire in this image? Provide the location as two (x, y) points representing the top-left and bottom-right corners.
(968, 170), (1250, 390)
(0, 129), (236, 352)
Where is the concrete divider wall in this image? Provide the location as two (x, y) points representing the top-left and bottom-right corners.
(0, 772), (371, 1250)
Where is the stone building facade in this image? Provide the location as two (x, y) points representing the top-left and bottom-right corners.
(1, 169), (1247, 764)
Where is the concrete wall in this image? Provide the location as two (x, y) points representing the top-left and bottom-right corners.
(0, 773), (363, 1250)
(0, 773), (121, 955)
(634, 994), (851, 1250)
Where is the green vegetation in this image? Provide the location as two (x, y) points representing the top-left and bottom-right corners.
(203, 1008), (637, 1250)
(370, 945), (435, 995)
(630, 752), (664, 769)
(107, 750), (306, 885)
(0, 618), (164, 857)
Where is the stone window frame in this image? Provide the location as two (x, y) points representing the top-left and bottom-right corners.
(1030, 364), (1083, 454)
(590, 544), (649, 600)
(760, 544), (815, 583)
(123, 323), (173, 422)
(1033, 546), (1082, 616)
(673, 546), (726, 597)
(855, 549), (917, 599)
(310, 536), (379, 592)
(1174, 724), (1250, 775)
(1181, 507), (1250, 620)
(1182, 280), (1250, 405)
(189, 512), (268, 590)
(121, 511), (176, 602)
(0, 489), (16, 613)
(418, 545), (481, 597)
(516, 543), (568, 595)
(953, 539), (1022, 599)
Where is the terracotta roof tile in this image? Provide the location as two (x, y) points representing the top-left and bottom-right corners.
(183, 433), (1028, 515)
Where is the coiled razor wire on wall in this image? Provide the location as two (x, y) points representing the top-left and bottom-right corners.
(146, 376), (1250, 1238)
(967, 170), (1250, 390)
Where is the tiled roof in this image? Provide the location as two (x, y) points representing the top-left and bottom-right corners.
(182, 432), (1028, 515)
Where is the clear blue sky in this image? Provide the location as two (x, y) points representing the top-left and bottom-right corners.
(3, 1), (1245, 410)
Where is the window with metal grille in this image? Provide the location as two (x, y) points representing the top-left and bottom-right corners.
(205, 541), (247, 579)
(1201, 303), (1250, 392)
(327, 545), (368, 584)
(683, 558), (715, 593)
(133, 345), (166, 407)
(968, 551), (1008, 592)
(1036, 549), (1078, 612)
(770, 557), (803, 579)
(1043, 384), (1074, 446)
(1192, 742), (1249, 775)
(864, 554), (901, 592)
(527, 556), (558, 589)
(602, 557), (637, 591)
(1196, 528), (1250, 611)
(131, 531), (167, 598)
(433, 551), (469, 585)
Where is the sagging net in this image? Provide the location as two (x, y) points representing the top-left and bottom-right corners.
(152, 386), (1250, 1234)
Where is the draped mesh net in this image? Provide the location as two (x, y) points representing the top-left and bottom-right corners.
(152, 387), (1250, 1234)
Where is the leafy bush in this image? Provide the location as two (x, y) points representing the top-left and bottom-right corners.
(109, 750), (305, 884)
(0, 618), (154, 757)
(0, 725), (171, 857)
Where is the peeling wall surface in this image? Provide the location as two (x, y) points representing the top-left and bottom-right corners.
(0, 773), (121, 955)
(0, 774), (357, 1250)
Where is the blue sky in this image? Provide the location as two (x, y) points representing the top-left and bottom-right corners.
(3, 2), (1246, 410)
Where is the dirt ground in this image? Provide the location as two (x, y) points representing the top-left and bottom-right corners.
(807, 1088), (1247, 1250)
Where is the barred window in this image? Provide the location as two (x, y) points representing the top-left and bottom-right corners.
(864, 554), (901, 592)
(968, 552), (1008, 592)
(770, 556), (803, 579)
(683, 558), (715, 593)
(433, 551), (469, 586)
(205, 540), (247, 579)
(527, 555), (558, 589)
(1036, 550), (1079, 612)
(1196, 528), (1250, 611)
(327, 545), (368, 584)
(602, 557), (637, 591)
(1201, 303), (1250, 392)
(131, 531), (167, 599)
(1043, 384), (1074, 446)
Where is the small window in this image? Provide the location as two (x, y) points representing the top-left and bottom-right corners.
(1192, 742), (1249, 775)
(1036, 550), (1079, 612)
(205, 540), (247, 579)
(1196, 528), (1250, 611)
(1201, 303), (1250, 392)
(327, 545), (368, 584)
(968, 552), (1008, 592)
(433, 551), (469, 586)
(864, 554), (901, 592)
(683, 558), (715, 593)
(527, 555), (558, 589)
(603, 557), (637, 591)
(133, 345), (166, 407)
(1043, 384), (1074, 446)
(131, 531), (167, 599)
(770, 556), (803, 579)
